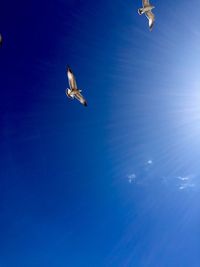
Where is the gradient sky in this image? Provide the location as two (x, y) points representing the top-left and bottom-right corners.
(1, 0), (200, 266)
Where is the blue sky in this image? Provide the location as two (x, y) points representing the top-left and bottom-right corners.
(0, 0), (200, 266)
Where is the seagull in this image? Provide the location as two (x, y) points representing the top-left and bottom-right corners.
(138, 0), (155, 31)
(66, 66), (87, 107)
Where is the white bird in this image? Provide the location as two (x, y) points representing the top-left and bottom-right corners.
(138, 0), (155, 31)
(66, 66), (87, 107)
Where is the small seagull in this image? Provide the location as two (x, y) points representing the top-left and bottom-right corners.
(177, 176), (189, 181)
(138, 0), (155, 31)
(66, 66), (87, 107)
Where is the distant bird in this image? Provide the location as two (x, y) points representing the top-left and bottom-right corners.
(0, 34), (2, 46)
(66, 66), (87, 107)
(138, 0), (155, 31)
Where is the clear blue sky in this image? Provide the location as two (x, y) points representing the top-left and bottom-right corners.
(1, 0), (200, 266)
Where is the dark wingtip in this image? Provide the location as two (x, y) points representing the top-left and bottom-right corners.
(83, 101), (88, 107)
(67, 65), (71, 72)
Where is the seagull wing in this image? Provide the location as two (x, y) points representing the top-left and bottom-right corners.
(142, 0), (150, 7)
(145, 10), (155, 31)
(67, 68), (78, 90)
(75, 91), (87, 106)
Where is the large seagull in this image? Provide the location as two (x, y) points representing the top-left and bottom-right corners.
(138, 0), (155, 31)
(66, 66), (87, 107)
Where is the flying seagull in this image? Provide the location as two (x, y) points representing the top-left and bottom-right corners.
(66, 66), (87, 107)
(138, 0), (155, 31)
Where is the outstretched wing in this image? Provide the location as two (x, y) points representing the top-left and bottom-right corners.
(142, 0), (150, 7)
(145, 11), (155, 31)
(67, 68), (78, 90)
